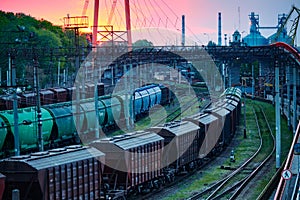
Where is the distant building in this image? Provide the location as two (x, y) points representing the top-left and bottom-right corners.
(268, 13), (292, 44)
(243, 12), (268, 46)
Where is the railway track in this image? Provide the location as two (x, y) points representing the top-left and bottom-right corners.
(158, 97), (209, 124)
(187, 104), (275, 200)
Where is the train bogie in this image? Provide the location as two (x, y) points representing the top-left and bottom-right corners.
(0, 145), (105, 200)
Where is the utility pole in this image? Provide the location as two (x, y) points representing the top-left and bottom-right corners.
(8, 50), (20, 156)
(94, 57), (100, 139)
(33, 54), (43, 152)
(243, 83), (247, 139)
(275, 59), (281, 169)
(252, 64), (255, 99)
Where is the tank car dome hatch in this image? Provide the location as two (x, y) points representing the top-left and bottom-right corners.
(243, 12), (268, 46)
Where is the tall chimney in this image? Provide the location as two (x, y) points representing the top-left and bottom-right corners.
(218, 12), (222, 46)
(182, 15), (185, 46)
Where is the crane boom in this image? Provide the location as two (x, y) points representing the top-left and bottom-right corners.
(275, 6), (300, 46)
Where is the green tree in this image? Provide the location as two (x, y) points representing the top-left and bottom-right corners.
(133, 39), (153, 47)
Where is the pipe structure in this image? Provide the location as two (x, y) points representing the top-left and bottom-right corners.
(218, 12), (222, 46)
(182, 15), (185, 46)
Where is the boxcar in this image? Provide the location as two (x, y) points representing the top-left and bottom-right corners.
(222, 102), (237, 135)
(149, 120), (202, 171)
(183, 113), (219, 157)
(0, 95), (21, 110)
(49, 88), (68, 103)
(90, 131), (164, 193)
(65, 86), (76, 101)
(0, 145), (105, 200)
(209, 107), (231, 146)
(20, 92), (36, 107)
(97, 83), (105, 96)
(39, 89), (54, 105)
(85, 82), (95, 98)
(160, 85), (170, 105)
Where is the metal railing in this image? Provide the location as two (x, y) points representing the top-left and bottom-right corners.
(274, 120), (300, 199)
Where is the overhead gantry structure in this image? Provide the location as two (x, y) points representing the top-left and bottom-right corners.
(92, 0), (132, 47)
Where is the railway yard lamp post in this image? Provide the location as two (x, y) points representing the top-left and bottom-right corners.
(8, 50), (20, 156)
(243, 81), (247, 139)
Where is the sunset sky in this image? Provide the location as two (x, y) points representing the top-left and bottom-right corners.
(1, 0), (300, 45)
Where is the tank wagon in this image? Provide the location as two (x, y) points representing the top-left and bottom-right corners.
(0, 82), (105, 110)
(0, 84), (172, 157)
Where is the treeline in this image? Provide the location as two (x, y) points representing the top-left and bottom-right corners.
(0, 11), (89, 89)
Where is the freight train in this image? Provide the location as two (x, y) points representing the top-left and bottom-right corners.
(0, 87), (241, 200)
(0, 82), (105, 110)
(0, 84), (173, 158)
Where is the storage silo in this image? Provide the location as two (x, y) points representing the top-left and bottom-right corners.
(268, 13), (292, 44)
(243, 12), (268, 46)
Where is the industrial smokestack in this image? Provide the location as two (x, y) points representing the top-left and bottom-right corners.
(182, 15), (185, 46)
(218, 12), (222, 46)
